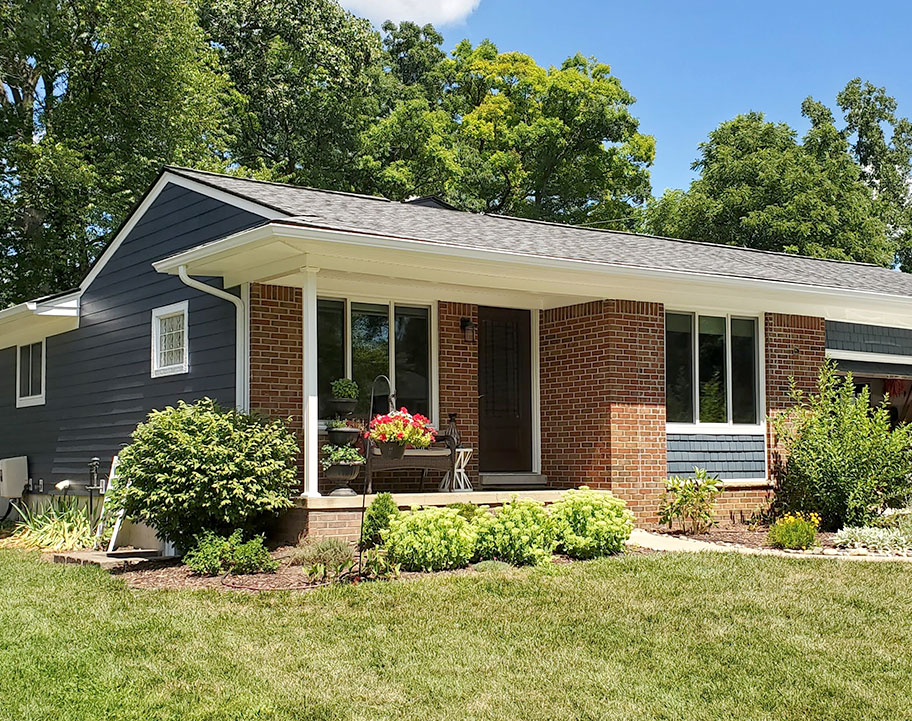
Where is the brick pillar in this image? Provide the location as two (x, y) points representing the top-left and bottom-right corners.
(438, 302), (479, 482)
(249, 284), (304, 479)
(764, 312), (826, 477)
(539, 299), (666, 521)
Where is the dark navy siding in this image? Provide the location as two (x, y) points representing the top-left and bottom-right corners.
(0, 183), (267, 487)
(667, 434), (766, 479)
(826, 321), (912, 356)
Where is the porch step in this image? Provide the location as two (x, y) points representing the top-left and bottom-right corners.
(478, 473), (548, 490)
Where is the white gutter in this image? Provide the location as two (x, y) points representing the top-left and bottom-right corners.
(177, 265), (248, 411)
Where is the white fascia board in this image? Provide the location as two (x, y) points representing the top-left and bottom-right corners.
(152, 221), (912, 320)
(826, 349), (912, 366)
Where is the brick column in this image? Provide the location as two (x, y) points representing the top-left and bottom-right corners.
(539, 299), (666, 521)
(438, 302), (479, 482)
(764, 312), (826, 477)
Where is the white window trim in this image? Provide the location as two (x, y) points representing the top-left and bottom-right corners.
(317, 296), (438, 428)
(16, 339), (46, 408)
(151, 301), (189, 378)
(665, 310), (765, 435)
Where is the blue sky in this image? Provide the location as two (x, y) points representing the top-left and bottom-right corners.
(344, 0), (912, 195)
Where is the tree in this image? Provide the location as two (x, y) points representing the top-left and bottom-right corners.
(0, 0), (235, 307)
(643, 110), (892, 265)
(360, 40), (655, 225)
(199, 0), (384, 190)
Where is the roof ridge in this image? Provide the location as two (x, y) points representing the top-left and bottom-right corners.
(481, 212), (885, 270)
(164, 165), (395, 204)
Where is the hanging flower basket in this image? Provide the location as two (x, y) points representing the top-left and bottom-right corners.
(378, 441), (406, 460)
(368, 408), (436, 460)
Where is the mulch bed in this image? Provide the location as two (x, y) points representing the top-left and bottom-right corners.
(644, 523), (838, 549)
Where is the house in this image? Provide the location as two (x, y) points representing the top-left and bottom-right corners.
(3, 166), (912, 540)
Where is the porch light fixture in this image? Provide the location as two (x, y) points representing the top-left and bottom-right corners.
(460, 317), (477, 342)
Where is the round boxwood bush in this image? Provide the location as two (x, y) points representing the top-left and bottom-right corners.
(551, 487), (634, 558)
(360, 492), (400, 549)
(474, 497), (555, 566)
(109, 399), (298, 552)
(384, 506), (477, 571)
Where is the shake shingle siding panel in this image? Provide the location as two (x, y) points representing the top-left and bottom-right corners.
(667, 434), (766, 479)
(0, 183), (267, 486)
(826, 321), (912, 356)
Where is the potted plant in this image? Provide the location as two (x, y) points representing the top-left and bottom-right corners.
(326, 419), (361, 447)
(329, 378), (359, 416)
(368, 408), (436, 460)
(320, 444), (364, 483)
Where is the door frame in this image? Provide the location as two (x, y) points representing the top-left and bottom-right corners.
(475, 305), (541, 475)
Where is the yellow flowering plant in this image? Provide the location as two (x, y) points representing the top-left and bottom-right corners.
(767, 511), (820, 550)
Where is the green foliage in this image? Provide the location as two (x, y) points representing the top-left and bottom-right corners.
(834, 524), (912, 552)
(290, 537), (354, 582)
(357, 547), (401, 580)
(551, 487), (633, 558)
(0, 0), (236, 305)
(772, 362), (912, 529)
(330, 378), (360, 399)
(384, 506), (477, 571)
(659, 468), (723, 535)
(767, 512), (820, 550)
(360, 493), (400, 550)
(0, 498), (101, 551)
(447, 502), (491, 523)
(643, 104), (893, 266)
(183, 530), (278, 575)
(319, 444), (364, 471)
(108, 399), (297, 552)
(474, 497), (556, 566)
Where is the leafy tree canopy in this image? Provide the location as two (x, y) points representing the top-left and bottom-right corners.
(0, 0), (236, 306)
(644, 80), (912, 268)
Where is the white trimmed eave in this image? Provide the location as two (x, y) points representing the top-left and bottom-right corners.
(0, 291), (80, 349)
(153, 222), (912, 325)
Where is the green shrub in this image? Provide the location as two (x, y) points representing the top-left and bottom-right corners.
(475, 497), (555, 566)
(834, 525), (912, 552)
(772, 362), (912, 529)
(447, 502), (490, 522)
(290, 537), (354, 581)
(551, 487), (634, 558)
(384, 506), (477, 571)
(659, 468), (723, 534)
(767, 512), (819, 550)
(358, 548), (401, 580)
(109, 399), (298, 552)
(184, 530), (278, 575)
(361, 493), (400, 549)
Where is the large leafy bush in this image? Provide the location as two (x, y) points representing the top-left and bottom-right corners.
(475, 497), (555, 566)
(659, 468), (723, 534)
(772, 363), (912, 529)
(109, 399), (298, 552)
(551, 487), (633, 558)
(384, 506), (477, 571)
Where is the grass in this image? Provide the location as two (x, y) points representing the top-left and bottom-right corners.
(2, 551), (912, 721)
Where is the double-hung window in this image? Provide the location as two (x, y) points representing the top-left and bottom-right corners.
(665, 312), (759, 426)
(16, 340), (45, 407)
(317, 299), (432, 419)
(151, 301), (189, 377)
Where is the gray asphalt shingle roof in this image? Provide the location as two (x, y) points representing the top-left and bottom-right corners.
(169, 166), (912, 299)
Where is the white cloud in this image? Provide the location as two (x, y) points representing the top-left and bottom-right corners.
(340, 0), (481, 26)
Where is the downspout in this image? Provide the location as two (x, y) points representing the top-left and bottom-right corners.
(177, 265), (248, 411)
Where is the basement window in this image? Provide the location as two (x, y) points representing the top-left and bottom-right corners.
(665, 312), (759, 427)
(151, 301), (189, 377)
(16, 340), (45, 408)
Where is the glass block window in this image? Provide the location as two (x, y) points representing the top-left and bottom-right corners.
(151, 302), (189, 377)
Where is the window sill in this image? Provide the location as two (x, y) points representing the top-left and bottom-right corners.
(666, 423), (765, 436)
(151, 364), (189, 378)
(16, 394), (45, 408)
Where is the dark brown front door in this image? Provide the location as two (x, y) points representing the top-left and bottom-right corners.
(478, 306), (533, 473)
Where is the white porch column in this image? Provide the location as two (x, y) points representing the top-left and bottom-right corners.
(301, 267), (321, 497)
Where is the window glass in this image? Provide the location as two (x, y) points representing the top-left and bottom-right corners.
(731, 318), (758, 424)
(394, 306), (430, 416)
(317, 299), (345, 417)
(698, 315), (727, 423)
(18, 342), (42, 399)
(30, 341), (42, 396)
(665, 313), (694, 422)
(158, 313), (185, 369)
(351, 303), (389, 415)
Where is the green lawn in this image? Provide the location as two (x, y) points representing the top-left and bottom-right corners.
(2, 551), (912, 721)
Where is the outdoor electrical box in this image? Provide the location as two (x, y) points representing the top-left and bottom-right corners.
(0, 456), (28, 498)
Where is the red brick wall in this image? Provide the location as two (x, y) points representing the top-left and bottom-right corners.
(438, 302), (479, 482)
(764, 312), (826, 475)
(249, 284), (304, 479)
(539, 299), (666, 521)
